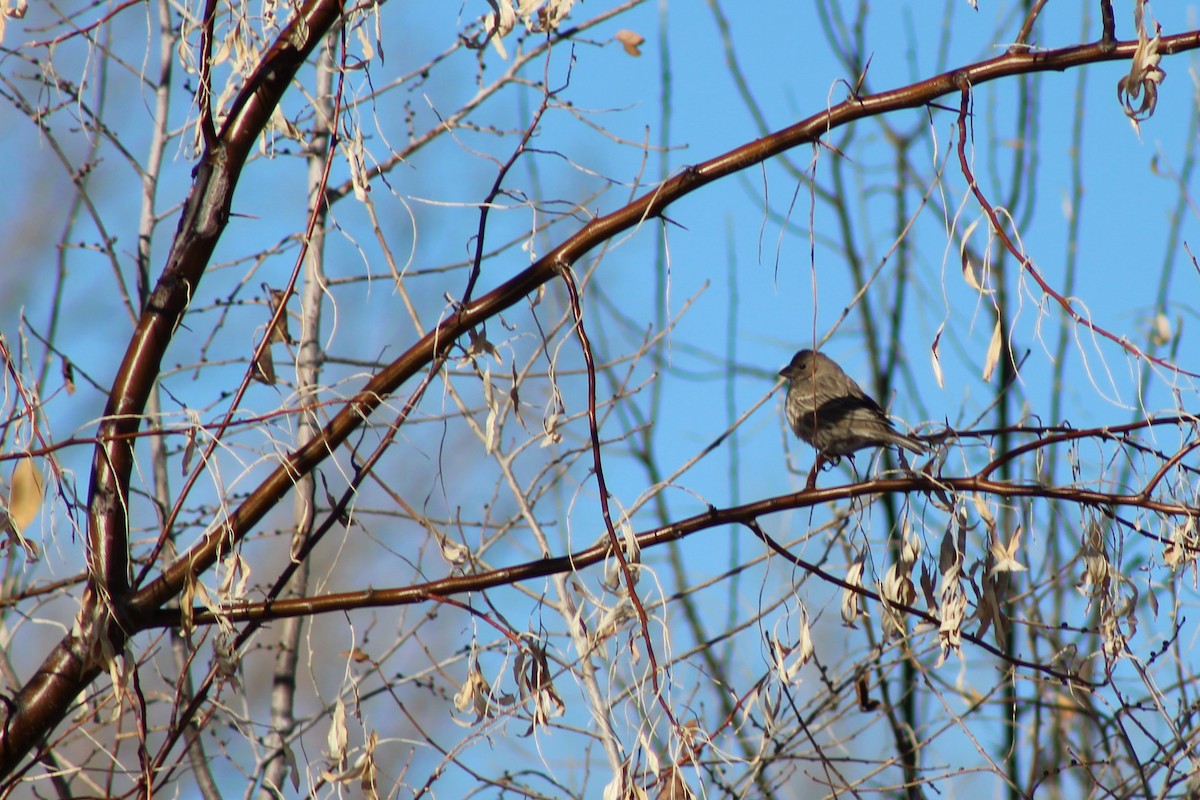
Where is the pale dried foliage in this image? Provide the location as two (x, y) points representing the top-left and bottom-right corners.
(1, 1), (1200, 799)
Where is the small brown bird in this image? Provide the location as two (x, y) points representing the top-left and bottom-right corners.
(779, 349), (925, 459)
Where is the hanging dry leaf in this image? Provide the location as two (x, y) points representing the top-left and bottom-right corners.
(0, 0), (28, 46)
(265, 286), (293, 344)
(61, 356), (76, 395)
(981, 319), (1003, 382)
(1116, 2), (1165, 131)
(9, 456), (44, 533)
(181, 425), (198, 476)
(856, 674), (880, 711)
(327, 698), (348, 764)
(615, 29), (644, 57)
(841, 556), (867, 627)
(252, 347), (276, 385)
(959, 220), (992, 294)
(988, 525), (1028, 577)
(1152, 312), (1171, 346)
(930, 325), (945, 389)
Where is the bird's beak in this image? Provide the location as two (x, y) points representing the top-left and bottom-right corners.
(778, 366), (789, 378)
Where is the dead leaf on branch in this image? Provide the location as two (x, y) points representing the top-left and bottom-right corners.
(615, 29), (645, 57)
(8, 456), (43, 533)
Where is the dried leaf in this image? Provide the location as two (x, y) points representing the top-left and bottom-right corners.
(482, 364), (499, 454)
(541, 409), (562, 447)
(513, 637), (565, 736)
(930, 325), (945, 389)
(453, 661), (511, 724)
(61, 356), (75, 395)
(359, 732), (380, 800)
(439, 535), (469, 566)
(982, 318), (1003, 382)
(510, 363), (527, 430)
(639, 730), (661, 777)
(1116, 4), (1165, 129)
(252, 347), (276, 385)
(8, 456), (44, 533)
(654, 767), (692, 800)
(1163, 520), (1198, 569)
(467, 328), (499, 362)
(345, 126), (371, 201)
(959, 220), (991, 294)
(961, 253), (984, 293)
(182, 426), (198, 476)
(355, 24), (374, 63)
(842, 556), (867, 627)
(341, 647), (373, 664)
(988, 525), (1027, 577)
(328, 698), (348, 764)
(1152, 312), (1171, 346)
(615, 29), (644, 57)
(856, 674), (880, 711)
(284, 742), (300, 791)
(265, 286), (292, 344)
(213, 629), (242, 690)
(972, 493), (997, 533)
(792, 608), (814, 681)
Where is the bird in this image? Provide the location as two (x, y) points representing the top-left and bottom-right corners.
(779, 349), (926, 460)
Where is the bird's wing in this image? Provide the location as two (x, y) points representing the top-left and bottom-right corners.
(816, 393), (888, 423)
(811, 378), (886, 418)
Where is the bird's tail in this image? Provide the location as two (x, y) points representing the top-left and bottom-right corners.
(894, 432), (927, 455)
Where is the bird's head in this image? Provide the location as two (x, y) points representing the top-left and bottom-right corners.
(779, 349), (817, 380)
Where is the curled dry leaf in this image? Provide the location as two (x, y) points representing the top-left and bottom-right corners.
(841, 556), (866, 627)
(0, 0), (28, 45)
(453, 661), (513, 724)
(1163, 520), (1198, 569)
(783, 608), (815, 683)
(541, 409), (562, 446)
(1078, 523), (1113, 597)
(514, 637), (565, 735)
(959, 220), (992, 295)
(1116, 3), (1165, 130)
(615, 29), (644, 57)
(213, 628), (242, 691)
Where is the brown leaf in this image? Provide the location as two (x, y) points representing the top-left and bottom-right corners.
(9, 456), (44, 533)
(61, 357), (75, 395)
(654, 767), (692, 800)
(252, 347), (276, 385)
(266, 286), (293, 344)
(615, 29), (644, 57)
(856, 674), (880, 711)
(181, 426), (198, 476)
